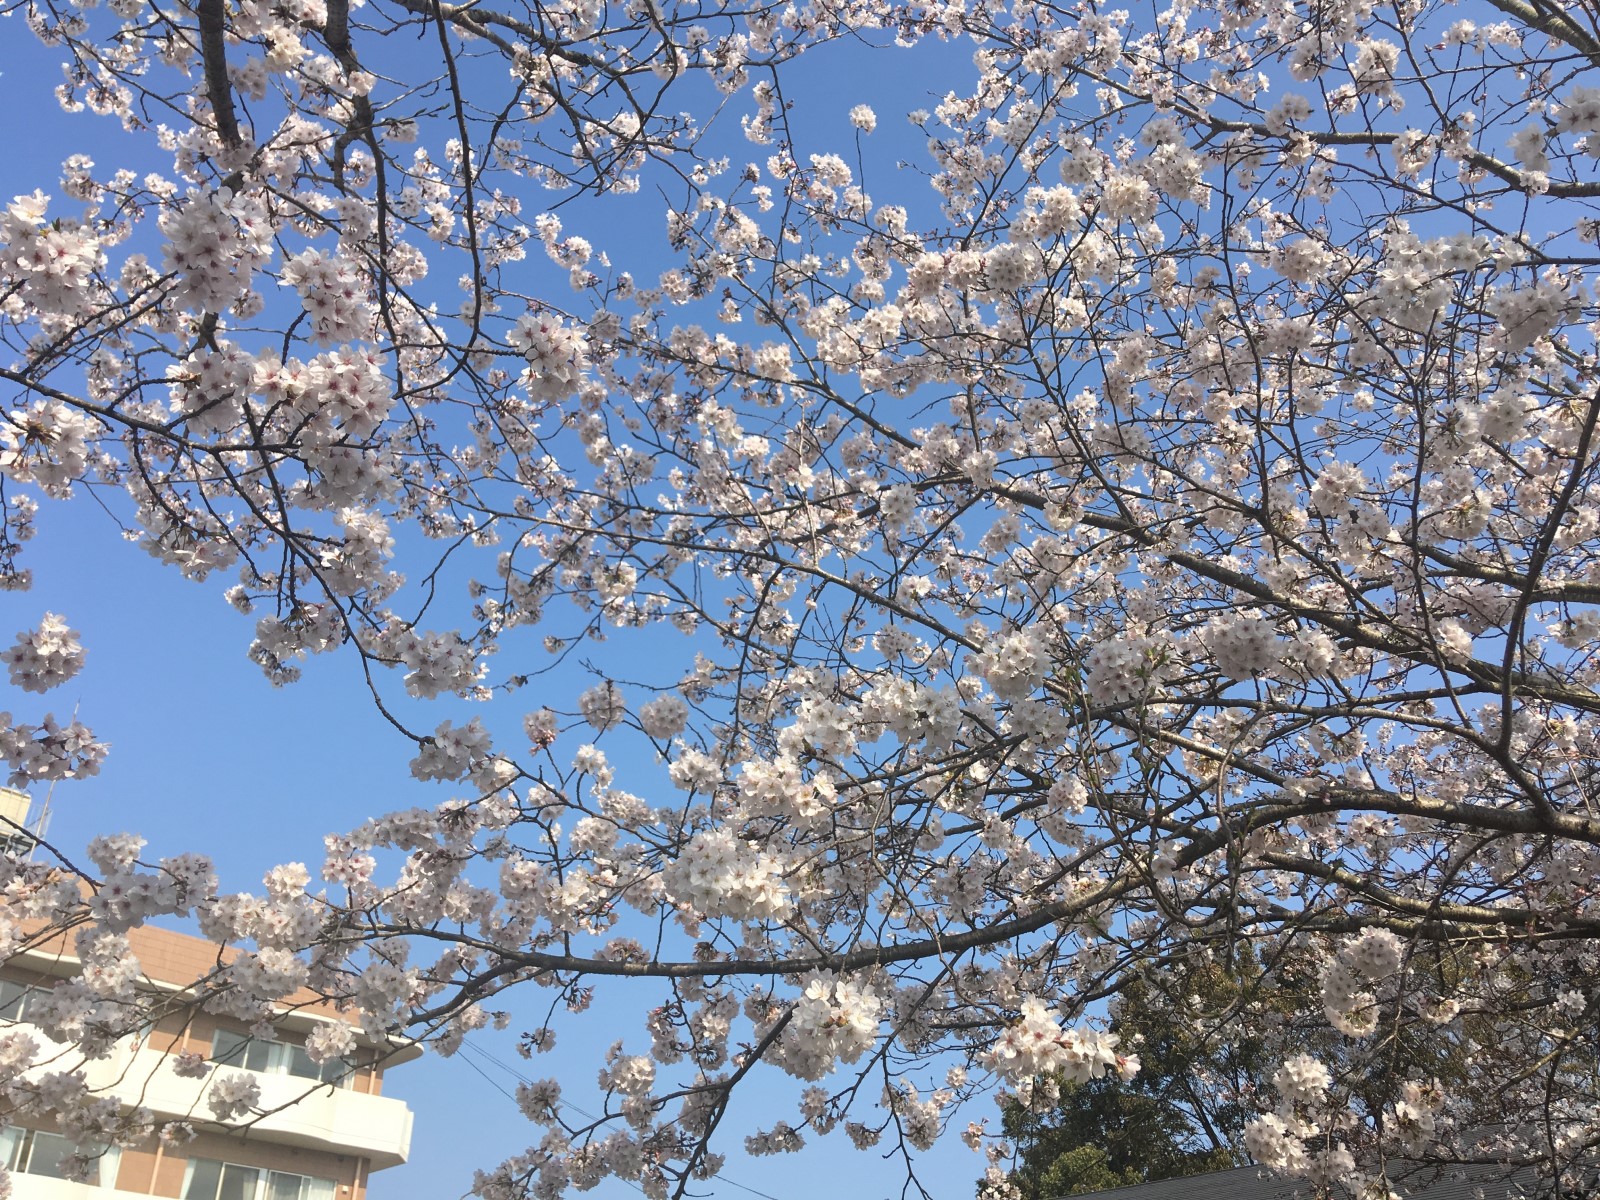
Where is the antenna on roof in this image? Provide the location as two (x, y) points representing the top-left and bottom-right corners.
(31, 777), (56, 860)
(0, 785), (35, 858)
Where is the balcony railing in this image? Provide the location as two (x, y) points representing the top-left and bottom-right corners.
(10, 1029), (413, 1171)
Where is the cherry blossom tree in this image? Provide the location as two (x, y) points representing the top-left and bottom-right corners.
(2, 0), (1600, 1195)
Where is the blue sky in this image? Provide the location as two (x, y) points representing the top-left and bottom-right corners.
(0, 343), (986, 1200)
(3, 460), (990, 1200)
(0, 24), (995, 1200)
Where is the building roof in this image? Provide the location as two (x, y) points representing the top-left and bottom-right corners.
(1069, 1161), (1539, 1199)
(1063, 1164), (1300, 1200)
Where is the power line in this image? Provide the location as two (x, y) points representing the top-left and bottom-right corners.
(454, 1043), (523, 1105)
(453, 1041), (648, 1197)
(453, 1039), (789, 1200)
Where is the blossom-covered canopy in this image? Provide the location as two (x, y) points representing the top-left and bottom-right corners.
(2, 0), (1600, 1195)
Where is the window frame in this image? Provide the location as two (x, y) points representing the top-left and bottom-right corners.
(210, 1028), (354, 1089)
(182, 1156), (337, 1200)
(0, 1126), (121, 1187)
(0, 976), (45, 1023)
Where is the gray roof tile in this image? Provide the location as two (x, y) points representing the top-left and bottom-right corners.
(1064, 1162), (1543, 1200)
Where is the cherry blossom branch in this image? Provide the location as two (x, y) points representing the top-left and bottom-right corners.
(195, 0), (241, 151)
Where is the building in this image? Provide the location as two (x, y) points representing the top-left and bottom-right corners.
(0, 787), (38, 858)
(1067, 1160), (1542, 1199)
(0, 793), (419, 1200)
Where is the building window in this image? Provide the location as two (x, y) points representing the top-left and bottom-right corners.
(0, 977), (45, 1023)
(182, 1158), (336, 1200)
(212, 1029), (353, 1088)
(0, 1127), (121, 1186)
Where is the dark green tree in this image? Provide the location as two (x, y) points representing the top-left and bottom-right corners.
(990, 936), (1499, 1200)
(992, 948), (1298, 1199)
(998, 1077), (1238, 1198)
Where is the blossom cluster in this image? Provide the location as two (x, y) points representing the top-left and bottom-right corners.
(771, 974), (882, 1081)
(661, 830), (791, 922)
(2, 613), (85, 693)
(985, 999), (1134, 1087)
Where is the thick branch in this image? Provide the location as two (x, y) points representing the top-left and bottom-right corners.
(196, 0), (242, 150)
